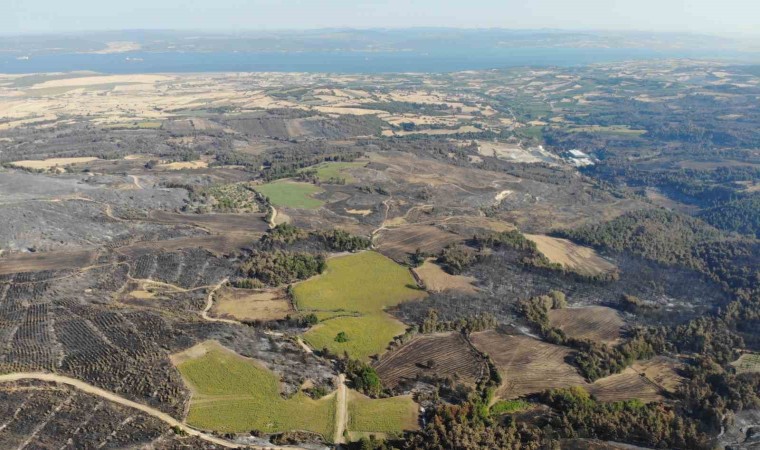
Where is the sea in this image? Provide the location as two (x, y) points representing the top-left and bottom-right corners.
(1, 47), (759, 74)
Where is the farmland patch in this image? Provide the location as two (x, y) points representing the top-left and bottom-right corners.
(525, 234), (616, 276)
(470, 331), (586, 399)
(376, 225), (462, 263)
(254, 181), (324, 209)
(374, 332), (486, 389)
(295, 251), (426, 360)
(547, 306), (624, 345)
(174, 341), (336, 437)
(210, 287), (292, 322)
(347, 391), (419, 434)
(413, 259), (478, 294)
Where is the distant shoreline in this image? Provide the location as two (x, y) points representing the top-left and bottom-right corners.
(2, 48), (758, 74)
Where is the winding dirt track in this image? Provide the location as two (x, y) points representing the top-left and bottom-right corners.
(0, 372), (242, 448)
(200, 278), (239, 325)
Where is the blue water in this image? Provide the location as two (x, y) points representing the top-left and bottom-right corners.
(1, 48), (759, 74)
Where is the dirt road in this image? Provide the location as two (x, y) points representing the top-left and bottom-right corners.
(200, 278), (239, 325)
(0, 372), (241, 448)
(333, 374), (348, 444)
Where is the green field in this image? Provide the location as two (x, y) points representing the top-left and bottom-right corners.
(302, 161), (367, 183)
(348, 391), (419, 433)
(295, 251), (426, 360)
(490, 399), (531, 414)
(177, 343), (336, 437)
(254, 181), (324, 209)
(732, 353), (760, 374)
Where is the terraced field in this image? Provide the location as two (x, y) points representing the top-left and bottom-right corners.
(375, 332), (486, 389)
(470, 331), (587, 399)
(548, 306), (624, 345)
(588, 367), (662, 403)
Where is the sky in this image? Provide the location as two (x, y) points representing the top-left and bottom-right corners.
(3, 0), (760, 36)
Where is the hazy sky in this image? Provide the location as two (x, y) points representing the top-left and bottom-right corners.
(4, 0), (759, 35)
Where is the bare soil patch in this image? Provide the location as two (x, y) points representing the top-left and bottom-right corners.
(211, 287), (293, 321)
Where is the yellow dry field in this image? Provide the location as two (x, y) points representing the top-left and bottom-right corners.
(470, 331), (587, 399)
(547, 306), (624, 345)
(128, 290), (156, 300)
(9, 157), (99, 170)
(588, 367), (663, 403)
(211, 287), (292, 321)
(345, 209), (373, 216)
(413, 259), (477, 294)
(29, 74), (174, 89)
(731, 353), (760, 374)
(524, 234), (616, 276)
(630, 356), (685, 392)
(158, 161), (209, 170)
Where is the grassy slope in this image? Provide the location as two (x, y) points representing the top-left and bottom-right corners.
(296, 251), (425, 360)
(178, 346), (335, 437)
(305, 161), (367, 183)
(254, 181), (324, 209)
(347, 391), (419, 433)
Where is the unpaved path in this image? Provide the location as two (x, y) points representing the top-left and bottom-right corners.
(268, 206), (277, 228)
(0, 372), (241, 448)
(296, 337), (313, 354)
(333, 374), (348, 444)
(200, 278), (239, 325)
(129, 175), (143, 189)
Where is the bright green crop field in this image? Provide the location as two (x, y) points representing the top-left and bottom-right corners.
(302, 161), (367, 183)
(254, 181), (324, 209)
(348, 391), (419, 433)
(295, 251), (426, 360)
(177, 343), (336, 437)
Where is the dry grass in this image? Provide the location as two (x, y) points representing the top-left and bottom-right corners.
(413, 259), (478, 294)
(548, 306), (624, 345)
(524, 234), (616, 276)
(630, 356), (685, 392)
(588, 367), (662, 403)
(158, 161), (208, 170)
(470, 331), (587, 399)
(211, 287), (292, 321)
(8, 157), (99, 170)
(731, 353), (760, 374)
